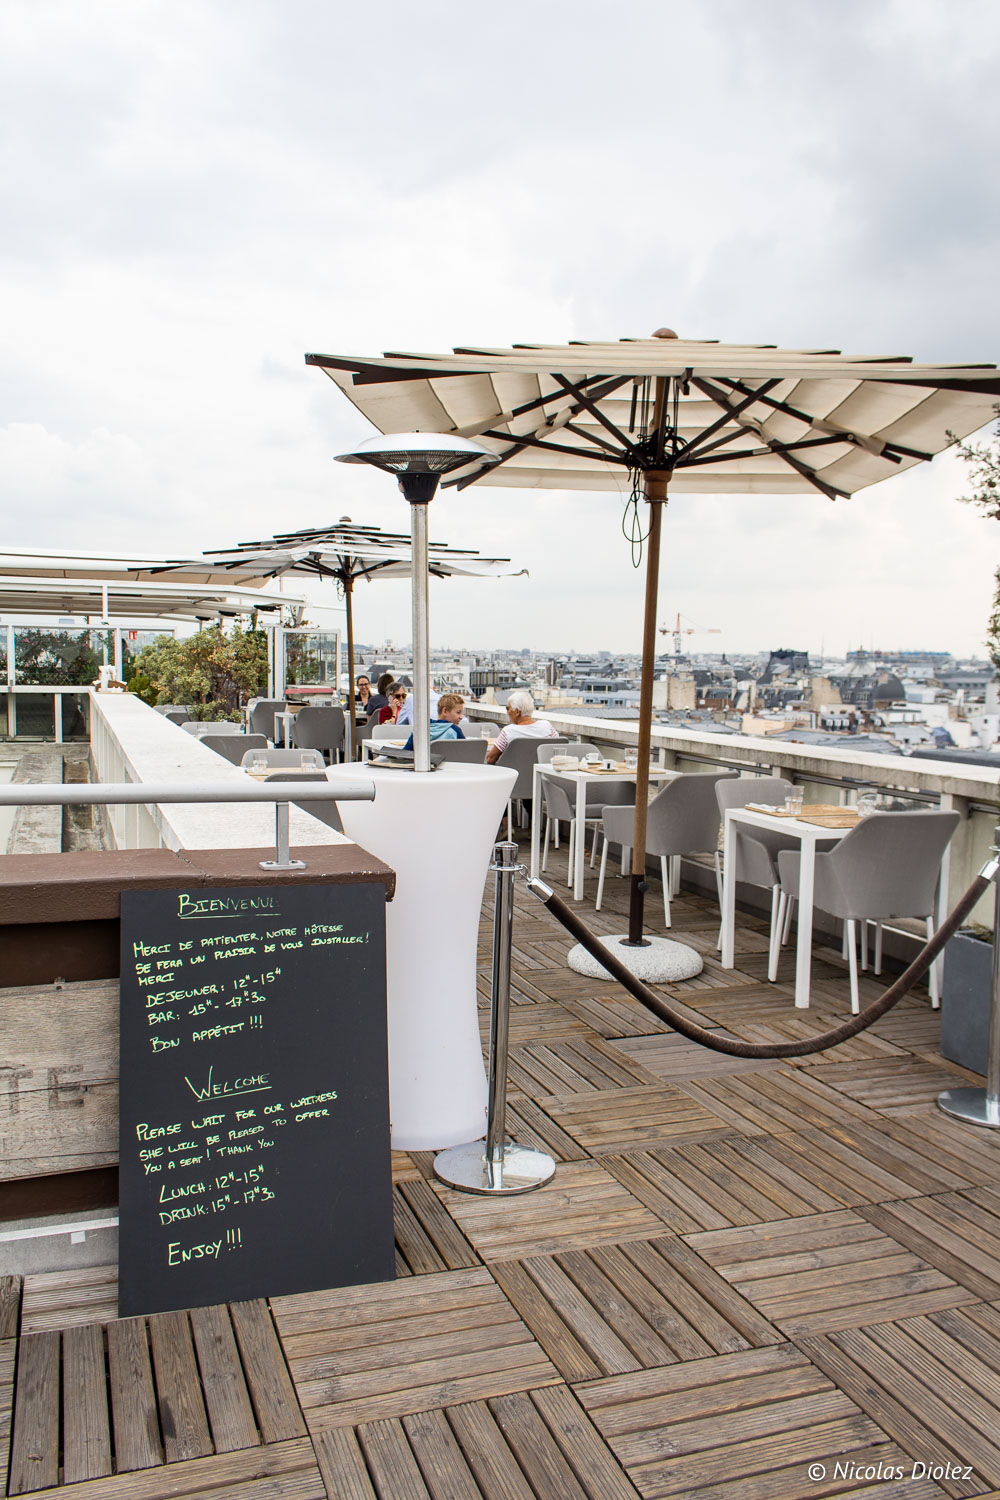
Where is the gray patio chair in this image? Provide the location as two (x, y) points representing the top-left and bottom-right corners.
(596, 770), (737, 926)
(290, 705), (346, 764)
(248, 698), (286, 741)
(182, 720), (244, 736)
(715, 776), (795, 949)
(495, 737), (569, 830)
(774, 808), (960, 1013)
(162, 708), (191, 726)
(537, 742), (634, 871)
(431, 738), (488, 764)
(200, 732), (267, 765)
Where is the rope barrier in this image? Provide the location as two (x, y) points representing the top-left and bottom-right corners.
(527, 872), (992, 1059)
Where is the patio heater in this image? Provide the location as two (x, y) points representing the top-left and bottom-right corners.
(335, 433), (500, 770)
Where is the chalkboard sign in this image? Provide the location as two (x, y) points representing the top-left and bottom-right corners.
(118, 882), (393, 1317)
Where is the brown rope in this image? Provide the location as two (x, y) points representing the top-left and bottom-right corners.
(528, 875), (990, 1059)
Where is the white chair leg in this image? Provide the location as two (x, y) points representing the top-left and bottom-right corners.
(671, 855), (682, 897)
(596, 838), (609, 911)
(622, 846), (631, 878)
(660, 855), (671, 928)
(506, 798), (512, 834)
(553, 819), (560, 849)
(860, 920), (869, 972)
(769, 892), (786, 982)
(566, 821), (576, 887)
(846, 918), (860, 1014)
(590, 827), (600, 868)
(874, 921), (883, 975)
(542, 816), (551, 872)
(927, 916), (940, 1007)
(782, 896), (794, 946)
(713, 851), (723, 912)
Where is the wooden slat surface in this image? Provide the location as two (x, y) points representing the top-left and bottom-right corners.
(8, 1332), (60, 1495)
(4, 847), (998, 1498)
(273, 1268), (559, 1430)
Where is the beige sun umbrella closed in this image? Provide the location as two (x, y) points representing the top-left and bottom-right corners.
(306, 333), (1000, 943)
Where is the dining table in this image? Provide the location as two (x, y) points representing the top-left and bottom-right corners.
(529, 760), (680, 902)
(720, 804), (857, 1009)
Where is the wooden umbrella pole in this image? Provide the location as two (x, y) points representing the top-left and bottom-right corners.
(344, 571), (357, 757)
(627, 468), (668, 944)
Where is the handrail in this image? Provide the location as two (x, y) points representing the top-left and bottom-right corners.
(0, 778), (376, 872)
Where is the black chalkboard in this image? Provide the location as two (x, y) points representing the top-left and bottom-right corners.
(118, 881), (393, 1317)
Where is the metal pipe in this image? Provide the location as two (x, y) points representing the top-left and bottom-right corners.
(432, 843), (556, 1195)
(0, 780), (375, 807)
(410, 502), (431, 773)
(486, 841), (517, 1168)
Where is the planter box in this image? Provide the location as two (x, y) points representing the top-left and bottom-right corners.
(940, 929), (994, 1075)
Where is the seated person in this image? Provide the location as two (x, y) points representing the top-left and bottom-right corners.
(362, 672), (391, 717)
(397, 682), (439, 725)
(354, 675), (378, 716)
(403, 693), (466, 751)
(377, 682), (409, 725)
(486, 689), (558, 763)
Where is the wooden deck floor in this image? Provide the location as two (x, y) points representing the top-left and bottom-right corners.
(4, 836), (1000, 1499)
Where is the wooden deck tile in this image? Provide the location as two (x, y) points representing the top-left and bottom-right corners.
(1, 1337), (17, 1495)
(272, 1267), (559, 1430)
(62, 1323), (112, 1483)
(863, 1186), (1000, 1301)
(491, 1234), (780, 1382)
(504, 1095), (590, 1162)
(430, 1161), (665, 1262)
(20, 1267), (117, 1335)
(507, 1037), (661, 1098)
(613, 1032), (782, 1081)
(678, 1065), (885, 1137)
(799, 1057), (972, 1115)
(0, 1276), (21, 1340)
(800, 1306), (1000, 1497)
(8, 1331), (60, 1494)
(575, 1344), (939, 1499)
(11, 1436), (326, 1500)
(687, 1210), (975, 1337)
(479, 1001), (595, 1045)
(542, 1083), (734, 1156)
(393, 1178), (480, 1276)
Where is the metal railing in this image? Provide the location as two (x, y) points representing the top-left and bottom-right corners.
(0, 779), (376, 872)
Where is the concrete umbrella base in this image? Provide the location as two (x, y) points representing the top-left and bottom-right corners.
(567, 933), (703, 984)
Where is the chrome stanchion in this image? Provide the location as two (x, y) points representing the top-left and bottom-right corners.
(938, 836), (1000, 1128)
(259, 801), (307, 872)
(434, 841), (556, 1194)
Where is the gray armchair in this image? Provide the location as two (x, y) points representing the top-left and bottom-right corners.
(597, 770), (736, 926)
(775, 809), (959, 1012)
(291, 705), (346, 764)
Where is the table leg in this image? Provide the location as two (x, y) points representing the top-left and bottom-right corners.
(721, 810), (736, 969)
(530, 764), (542, 881)
(794, 833), (817, 1009)
(575, 778), (587, 900)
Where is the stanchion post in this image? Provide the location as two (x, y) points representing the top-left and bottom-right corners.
(434, 841), (556, 1194)
(938, 829), (1000, 1128)
(260, 801), (306, 873)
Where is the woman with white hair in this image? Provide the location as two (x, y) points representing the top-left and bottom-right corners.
(485, 689), (558, 764)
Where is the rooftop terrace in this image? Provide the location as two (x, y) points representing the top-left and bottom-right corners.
(2, 831), (999, 1499)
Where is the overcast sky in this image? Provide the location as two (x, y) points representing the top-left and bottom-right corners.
(3, 0), (999, 659)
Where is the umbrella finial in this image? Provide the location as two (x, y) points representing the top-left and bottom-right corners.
(652, 327), (678, 339)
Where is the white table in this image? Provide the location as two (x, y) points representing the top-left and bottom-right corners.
(720, 807), (852, 1009)
(530, 763), (679, 902)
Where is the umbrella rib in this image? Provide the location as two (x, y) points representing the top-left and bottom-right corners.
(717, 376), (934, 462)
(692, 377), (848, 499)
(479, 429), (633, 467)
(550, 374), (639, 459)
(676, 379), (783, 462)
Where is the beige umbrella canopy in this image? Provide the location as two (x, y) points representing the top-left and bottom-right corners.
(182, 521), (526, 741)
(306, 333), (1000, 942)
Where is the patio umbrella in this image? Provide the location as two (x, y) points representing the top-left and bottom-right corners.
(305, 333), (1000, 945)
(181, 521), (526, 746)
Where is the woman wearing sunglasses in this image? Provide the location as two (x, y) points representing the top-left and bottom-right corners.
(377, 683), (409, 725)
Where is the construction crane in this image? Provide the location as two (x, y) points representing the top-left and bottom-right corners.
(659, 612), (721, 656)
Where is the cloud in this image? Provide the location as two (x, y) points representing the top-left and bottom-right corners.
(1, 0), (998, 656)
